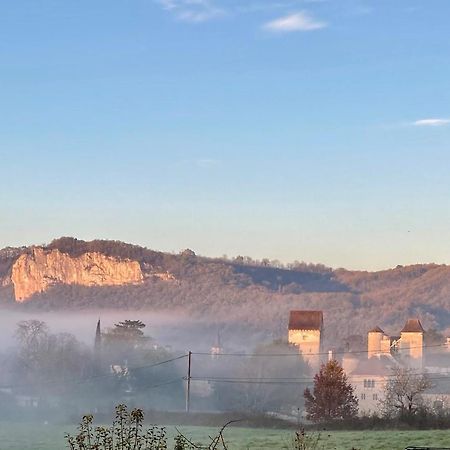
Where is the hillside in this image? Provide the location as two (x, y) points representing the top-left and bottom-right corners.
(1, 237), (449, 345)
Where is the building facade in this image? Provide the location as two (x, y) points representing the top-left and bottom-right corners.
(288, 310), (323, 372)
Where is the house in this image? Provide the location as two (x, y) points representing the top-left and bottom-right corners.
(344, 318), (450, 416)
(349, 356), (397, 415)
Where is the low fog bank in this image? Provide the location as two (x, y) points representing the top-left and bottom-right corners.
(0, 309), (272, 353)
(0, 308), (294, 424)
(1, 308), (449, 428)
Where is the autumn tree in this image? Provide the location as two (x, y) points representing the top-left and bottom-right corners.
(303, 360), (358, 422)
(381, 367), (433, 419)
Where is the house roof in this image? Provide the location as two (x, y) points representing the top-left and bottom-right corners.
(350, 356), (393, 377)
(288, 310), (323, 331)
(368, 326), (385, 334)
(401, 318), (425, 333)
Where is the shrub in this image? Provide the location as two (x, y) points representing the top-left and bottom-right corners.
(65, 404), (232, 449)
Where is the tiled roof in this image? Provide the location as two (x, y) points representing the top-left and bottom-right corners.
(368, 326), (385, 334)
(401, 318), (425, 333)
(350, 356), (393, 376)
(288, 310), (323, 331)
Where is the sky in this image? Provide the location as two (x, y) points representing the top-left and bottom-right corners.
(1, 0), (450, 271)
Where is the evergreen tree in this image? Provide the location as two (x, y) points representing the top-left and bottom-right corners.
(304, 360), (358, 422)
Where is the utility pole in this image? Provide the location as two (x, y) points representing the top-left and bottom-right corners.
(185, 351), (192, 413)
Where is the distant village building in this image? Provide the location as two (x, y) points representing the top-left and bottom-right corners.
(398, 318), (424, 369)
(367, 326), (391, 358)
(345, 318), (449, 415)
(288, 310), (323, 371)
(210, 330), (223, 360)
(287, 312), (450, 416)
(349, 356), (394, 415)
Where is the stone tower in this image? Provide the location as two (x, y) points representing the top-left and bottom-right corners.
(288, 310), (323, 372)
(367, 326), (391, 359)
(399, 318), (424, 369)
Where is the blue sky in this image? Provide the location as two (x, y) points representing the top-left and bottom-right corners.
(1, 0), (450, 270)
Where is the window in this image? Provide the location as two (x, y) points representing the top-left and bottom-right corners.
(373, 394), (378, 401)
(361, 393), (366, 400)
(364, 379), (375, 388)
(433, 400), (443, 411)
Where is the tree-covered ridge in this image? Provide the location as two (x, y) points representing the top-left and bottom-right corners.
(1, 237), (450, 339)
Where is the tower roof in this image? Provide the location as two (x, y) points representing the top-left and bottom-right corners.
(288, 310), (323, 331)
(369, 326), (385, 334)
(401, 318), (424, 333)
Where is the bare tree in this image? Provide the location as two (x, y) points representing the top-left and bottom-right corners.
(14, 320), (90, 389)
(381, 367), (433, 418)
(15, 320), (49, 371)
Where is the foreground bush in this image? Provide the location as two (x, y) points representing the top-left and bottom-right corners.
(65, 404), (237, 450)
(65, 404), (323, 450)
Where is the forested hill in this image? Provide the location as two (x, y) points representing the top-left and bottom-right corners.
(0, 237), (449, 342)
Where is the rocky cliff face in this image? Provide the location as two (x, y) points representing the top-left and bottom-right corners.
(11, 248), (143, 301)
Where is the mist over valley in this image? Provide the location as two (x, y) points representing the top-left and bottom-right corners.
(1, 237), (450, 346)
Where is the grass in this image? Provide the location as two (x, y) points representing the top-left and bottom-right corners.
(0, 422), (449, 450)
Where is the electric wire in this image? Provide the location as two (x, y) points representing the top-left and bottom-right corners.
(0, 354), (188, 390)
(191, 343), (448, 358)
(2, 345), (450, 392)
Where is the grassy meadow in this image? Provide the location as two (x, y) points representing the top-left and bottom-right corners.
(1, 422), (450, 450)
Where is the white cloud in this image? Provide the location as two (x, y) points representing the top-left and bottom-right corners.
(263, 11), (327, 32)
(413, 118), (450, 127)
(159, 0), (177, 10)
(157, 0), (224, 23)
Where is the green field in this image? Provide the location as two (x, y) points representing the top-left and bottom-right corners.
(1, 422), (449, 450)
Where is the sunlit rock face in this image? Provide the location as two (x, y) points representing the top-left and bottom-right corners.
(11, 248), (143, 301)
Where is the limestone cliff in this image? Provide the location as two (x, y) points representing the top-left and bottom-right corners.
(11, 248), (143, 301)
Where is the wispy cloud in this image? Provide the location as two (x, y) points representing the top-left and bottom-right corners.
(157, 1), (332, 29)
(236, 2), (299, 14)
(413, 118), (450, 127)
(263, 11), (327, 32)
(157, 0), (224, 23)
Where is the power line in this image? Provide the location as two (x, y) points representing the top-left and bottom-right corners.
(191, 343), (448, 358)
(3, 347), (449, 394)
(190, 373), (450, 385)
(190, 362), (450, 381)
(139, 377), (185, 390)
(0, 354), (188, 390)
(193, 379), (313, 385)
